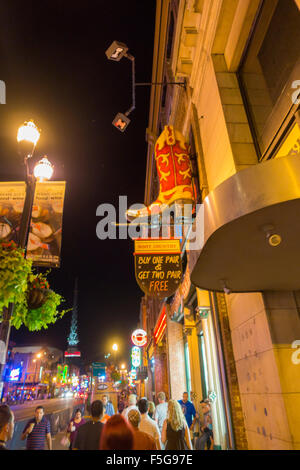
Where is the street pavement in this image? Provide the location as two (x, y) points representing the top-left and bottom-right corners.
(11, 397), (84, 422)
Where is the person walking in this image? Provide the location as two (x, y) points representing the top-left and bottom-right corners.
(195, 399), (214, 450)
(0, 405), (14, 450)
(154, 392), (168, 434)
(102, 394), (115, 417)
(128, 409), (157, 450)
(122, 394), (138, 421)
(66, 408), (86, 450)
(178, 391), (198, 444)
(148, 401), (155, 419)
(21, 406), (52, 450)
(100, 414), (134, 450)
(73, 400), (104, 450)
(118, 390), (127, 414)
(161, 399), (192, 450)
(138, 398), (161, 450)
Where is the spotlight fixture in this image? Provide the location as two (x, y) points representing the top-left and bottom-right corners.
(105, 41), (129, 62)
(112, 113), (131, 132)
(106, 41), (185, 132)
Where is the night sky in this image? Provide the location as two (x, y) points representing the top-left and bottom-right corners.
(0, 1), (156, 366)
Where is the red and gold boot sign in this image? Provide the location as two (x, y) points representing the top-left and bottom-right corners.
(126, 125), (195, 220)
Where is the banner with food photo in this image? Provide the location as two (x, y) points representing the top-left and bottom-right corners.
(0, 182), (26, 243)
(26, 181), (66, 267)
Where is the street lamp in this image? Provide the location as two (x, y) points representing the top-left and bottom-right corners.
(17, 120), (40, 164)
(0, 121), (54, 399)
(33, 156), (54, 182)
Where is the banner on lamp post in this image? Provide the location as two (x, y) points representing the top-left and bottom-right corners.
(0, 182), (26, 244)
(26, 181), (66, 267)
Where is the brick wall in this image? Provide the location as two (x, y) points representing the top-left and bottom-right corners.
(167, 314), (187, 400)
(153, 339), (169, 400)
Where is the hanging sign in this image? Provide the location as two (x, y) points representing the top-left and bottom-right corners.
(131, 346), (141, 368)
(92, 362), (106, 378)
(26, 181), (66, 268)
(0, 182), (26, 244)
(134, 239), (182, 298)
(131, 329), (147, 347)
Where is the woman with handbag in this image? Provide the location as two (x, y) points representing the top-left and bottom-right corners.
(161, 400), (192, 450)
(66, 409), (86, 450)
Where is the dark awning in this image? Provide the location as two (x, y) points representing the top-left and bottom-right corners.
(191, 154), (300, 292)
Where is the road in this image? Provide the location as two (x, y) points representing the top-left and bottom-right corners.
(10, 397), (84, 422)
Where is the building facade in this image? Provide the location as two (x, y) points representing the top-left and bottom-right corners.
(2, 345), (64, 401)
(140, 0), (300, 450)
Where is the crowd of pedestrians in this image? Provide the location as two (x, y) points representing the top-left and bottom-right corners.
(0, 390), (214, 450)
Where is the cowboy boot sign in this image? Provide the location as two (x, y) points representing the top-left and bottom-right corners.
(126, 125), (195, 220)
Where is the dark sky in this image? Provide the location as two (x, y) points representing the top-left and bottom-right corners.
(0, 1), (156, 366)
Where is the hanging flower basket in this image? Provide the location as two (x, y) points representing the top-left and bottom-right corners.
(0, 241), (32, 314)
(27, 275), (50, 309)
(0, 243), (70, 331)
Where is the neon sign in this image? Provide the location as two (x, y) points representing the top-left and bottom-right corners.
(131, 329), (147, 347)
(131, 347), (141, 368)
(9, 368), (21, 381)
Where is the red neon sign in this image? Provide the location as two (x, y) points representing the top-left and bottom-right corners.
(131, 329), (147, 347)
(154, 307), (167, 344)
(64, 351), (81, 357)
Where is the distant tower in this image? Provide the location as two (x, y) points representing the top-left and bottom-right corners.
(65, 278), (81, 358)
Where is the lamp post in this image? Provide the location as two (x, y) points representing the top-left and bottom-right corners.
(33, 352), (42, 399)
(0, 121), (54, 399)
(112, 344), (118, 367)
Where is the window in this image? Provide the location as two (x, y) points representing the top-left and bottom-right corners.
(239, 0), (300, 156)
(166, 11), (175, 60)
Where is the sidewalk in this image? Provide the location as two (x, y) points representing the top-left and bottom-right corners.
(52, 430), (68, 450)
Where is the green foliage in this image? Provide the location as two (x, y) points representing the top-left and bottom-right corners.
(0, 242), (32, 312)
(121, 379), (129, 388)
(111, 369), (121, 383)
(12, 289), (70, 331)
(0, 242), (70, 331)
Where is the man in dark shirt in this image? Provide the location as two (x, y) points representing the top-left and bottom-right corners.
(22, 406), (52, 450)
(0, 405), (14, 450)
(73, 400), (104, 450)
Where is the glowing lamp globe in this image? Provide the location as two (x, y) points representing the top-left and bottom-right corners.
(17, 120), (40, 146)
(131, 329), (147, 347)
(34, 156), (53, 181)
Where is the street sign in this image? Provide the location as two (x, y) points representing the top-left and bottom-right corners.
(92, 362), (106, 378)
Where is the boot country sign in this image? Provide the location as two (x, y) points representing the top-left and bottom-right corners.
(134, 238), (182, 298)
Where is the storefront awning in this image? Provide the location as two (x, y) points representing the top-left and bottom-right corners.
(191, 154), (300, 292)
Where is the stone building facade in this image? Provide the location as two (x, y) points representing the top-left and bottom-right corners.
(140, 0), (300, 450)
